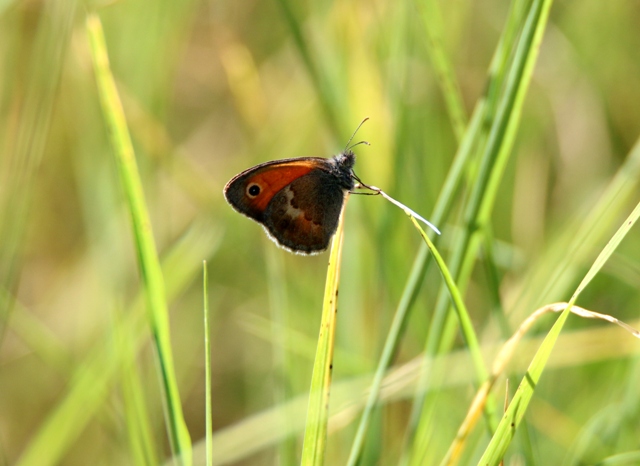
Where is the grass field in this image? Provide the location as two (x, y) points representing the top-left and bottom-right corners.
(1, 0), (640, 465)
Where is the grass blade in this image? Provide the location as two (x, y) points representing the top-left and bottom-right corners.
(409, 216), (487, 385)
(300, 199), (348, 465)
(117, 307), (159, 466)
(86, 13), (192, 465)
(346, 1), (536, 460)
(478, 181), (640, 466)
(406, 0), (551, 461)
(204, 261), (213, 466)
(417, 0), (467, 142)
(476, 306), (571, 466)
(15, 225), (217, 466)
(273, 0), (343, 137)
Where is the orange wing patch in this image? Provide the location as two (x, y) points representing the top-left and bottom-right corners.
(245, 163), (316, 211)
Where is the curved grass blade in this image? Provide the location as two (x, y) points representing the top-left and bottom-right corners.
(346, 1), (536, 459)
(408, 215), (487, 384)
(345, 0), (527, 458)
(86, 14), (192, 465)
(440, 299), (638, 466)
(180, 316), (640, 465)
(593, 451), (640, 465)
(406, 0), (552, 462)
(477, 191), (640, 465)
(347, 208), (491, 466)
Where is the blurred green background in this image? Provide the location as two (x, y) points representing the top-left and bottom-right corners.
(1, 0), (640, 465)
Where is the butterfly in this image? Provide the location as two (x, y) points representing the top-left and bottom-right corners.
(223, 120), (370, 254)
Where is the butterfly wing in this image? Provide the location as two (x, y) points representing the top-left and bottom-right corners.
(262, 169), (347, 253)
(223, 159), (320, 221)
(223, 158), (348, 254)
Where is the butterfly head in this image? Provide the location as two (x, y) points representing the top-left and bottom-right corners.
(329, 150), (357, 191)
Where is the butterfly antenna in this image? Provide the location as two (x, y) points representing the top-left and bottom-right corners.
(344, 117), (370, 152)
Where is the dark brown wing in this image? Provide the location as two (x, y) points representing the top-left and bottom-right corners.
(262, 169), (347, 253)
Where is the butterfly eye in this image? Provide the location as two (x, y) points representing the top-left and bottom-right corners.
(247, 183), (261, 198)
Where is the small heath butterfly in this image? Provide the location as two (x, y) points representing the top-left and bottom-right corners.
(224, 120), (370, 254)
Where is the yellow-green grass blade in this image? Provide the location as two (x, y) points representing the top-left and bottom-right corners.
(477, 306), (571, 466)
(86, 14), (191, 465)
(347, 209), (492, 465)
(511, 136), (640, 320)
(593, 452), (640, 466)
(406, 1), (553, 461)
(477, 194), (640, 465)
(434, 0), (554, 355)
(272, 0), (344, 138)
(347, 0), (527, 459)
(114, 305), (159, 466)
(417, 0), (467, 142)
(300, 201), (348, 465)
(181, 316), (640, 465)
(409, 216), (488, 385)
(347, 1), (536, 461)
(446, 299), (638, 466)
(15, 223), (218, 466)
(203, 261), (213, 466)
